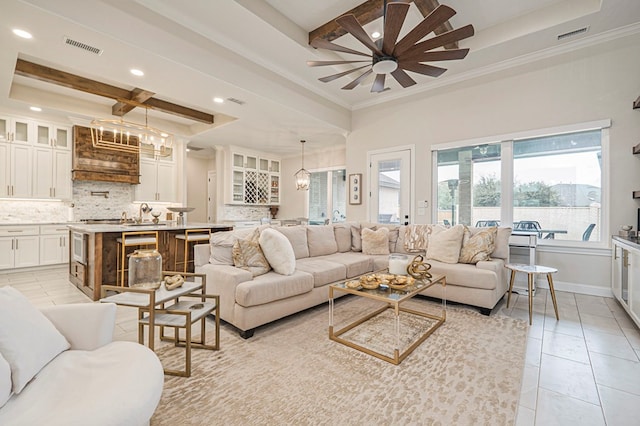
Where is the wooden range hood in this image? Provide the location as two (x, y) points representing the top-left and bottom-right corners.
(72, 126), (140, 184)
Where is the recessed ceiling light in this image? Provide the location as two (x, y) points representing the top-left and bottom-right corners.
(12, 29), (32, 39)
(213, 97), (224, 104)
(130, 69), (144, 76)
(29, 106), (42, 112)
(371, 31), (381, 39)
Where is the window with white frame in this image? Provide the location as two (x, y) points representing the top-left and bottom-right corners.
(433, 123), (607, 244)
(308, 169), (347, 224)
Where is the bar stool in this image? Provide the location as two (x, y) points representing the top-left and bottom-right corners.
(505, 263), (560, 325)
(116, 231), (159, 286)
(174, 229), (211, 273)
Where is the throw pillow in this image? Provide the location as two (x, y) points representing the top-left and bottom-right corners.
(232, 229), (271, 277)
(0, 353), (11, 408)
(333, 224), (352, 252)
(259, 228), (296, 275)
(425, 224), (465, 264)
(275, 226), (309, 259)
(491, 227), (512, 260)
(0, 286), (70, 394)
(459, 226), (497, 264)
(350, 225), (362, 252)
(361, 227), (390, 255)
(209, 228), (255, 266)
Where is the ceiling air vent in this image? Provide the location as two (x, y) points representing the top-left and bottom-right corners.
(227, 97), (246, 105)
(63, 36), (103, 55)
(557, 26), (589, 41)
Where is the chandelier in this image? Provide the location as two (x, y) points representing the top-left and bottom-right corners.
(294, 139), (311, 190)
(90, 108), (173, 157)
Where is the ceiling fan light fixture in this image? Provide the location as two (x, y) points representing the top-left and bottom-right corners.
(372, 57), (398, 74)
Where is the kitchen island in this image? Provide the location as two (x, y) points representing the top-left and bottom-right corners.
(67, 222), (232, 300)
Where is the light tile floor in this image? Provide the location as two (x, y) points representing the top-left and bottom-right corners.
(3, 266), (640, 425)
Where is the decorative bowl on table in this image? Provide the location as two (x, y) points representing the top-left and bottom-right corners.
(167, 207), (196, 214)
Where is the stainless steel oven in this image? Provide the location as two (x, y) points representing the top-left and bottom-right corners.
(71, 231), (88, 265)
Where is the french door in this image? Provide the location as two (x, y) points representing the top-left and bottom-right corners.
(368, 148), (412, 225)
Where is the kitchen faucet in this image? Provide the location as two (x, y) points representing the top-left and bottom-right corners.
(137, 203), (151, 223)
(120, 211), (128, 224)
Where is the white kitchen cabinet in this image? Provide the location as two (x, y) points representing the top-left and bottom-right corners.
(611, 237), (640, 327)
(0, 226), (40, 270)
(135, 157), (177, 202)
(0, 142), (33, 198)
(33, 146), (72, 199)
(0, 116), (32, 144)
(39, 225), (69, 265)
(228, 150), (280, 205)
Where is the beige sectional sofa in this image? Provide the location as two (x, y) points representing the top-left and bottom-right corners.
(194, 223), (512, 338)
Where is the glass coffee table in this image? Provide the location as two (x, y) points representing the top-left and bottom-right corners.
(329, 271), (446, 365)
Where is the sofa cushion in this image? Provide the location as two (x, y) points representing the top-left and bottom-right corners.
(296, 258), (347, 287)
(428, 260), (499, 290)
(459, 226), (497, 264)
(350, 224), (362, 252)
(321, 252), (374, 278)
(209, 228), (256, 266)
(426, 224), (465, 264)
(333, 224), (352, 252)
(235, 271), (314, 307)
(0, 341), (163, 426)
(376, 224), (400, 253)
(0, 286), (70, 394)
(362, 227), (390, 255)
(0, 353), (10, 408)
(259, 228), (296, 275)
(275, 226), (310, 259)
(403, 224), (431, 253)
(307, 226), (338, 257)
(232, 229), (271, 277)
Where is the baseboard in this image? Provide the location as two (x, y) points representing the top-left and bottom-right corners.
(512, 279), (613, 298)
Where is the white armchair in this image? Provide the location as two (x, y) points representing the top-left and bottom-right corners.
(0, 301), (164, 426)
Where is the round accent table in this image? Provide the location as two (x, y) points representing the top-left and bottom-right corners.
(505, 263), (560, 325)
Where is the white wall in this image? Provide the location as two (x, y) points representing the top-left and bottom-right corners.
(347, 33), (640, 293)
(278, 146), (346, 220)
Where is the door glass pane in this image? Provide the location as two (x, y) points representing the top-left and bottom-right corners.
(436, 144), (501, 226)
(332, 170), (346, 222)
(513, 130), (601, 241)
(309, 172), (328, 223)
(377, 160), (401, 223)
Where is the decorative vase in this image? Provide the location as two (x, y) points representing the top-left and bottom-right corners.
(388, 253), (410, 275)
(128, 249), (163, 289)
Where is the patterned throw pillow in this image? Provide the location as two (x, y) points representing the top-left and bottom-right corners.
(361, 227), (390, 255)
(459, 226), (497, 264)
(232, 229), (271, 277)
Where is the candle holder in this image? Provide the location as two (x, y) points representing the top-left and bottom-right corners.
(388, 254), (410, 275)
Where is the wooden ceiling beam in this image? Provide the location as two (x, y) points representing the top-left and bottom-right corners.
(308, 0), (457, 49)
(14, 59), (214, 124)
(112, 88), (155, 116)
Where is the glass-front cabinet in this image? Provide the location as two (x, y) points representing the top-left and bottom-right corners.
(229, 150), (280, 205)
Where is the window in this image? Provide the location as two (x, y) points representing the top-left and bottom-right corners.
(308, 169), (346, 224)
(433, 123), (607, 244)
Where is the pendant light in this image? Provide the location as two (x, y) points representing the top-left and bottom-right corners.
(294, 140), (311, 190)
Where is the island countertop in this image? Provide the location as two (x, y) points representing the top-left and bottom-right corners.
(68, 222), (233, 234)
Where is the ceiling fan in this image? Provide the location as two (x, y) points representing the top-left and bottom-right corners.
(307, 2), (474, 93)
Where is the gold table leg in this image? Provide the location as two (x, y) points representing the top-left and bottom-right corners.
(527, 273), (534, 325)
(547, 273), (560, 320)
(507, 269), (516, 308)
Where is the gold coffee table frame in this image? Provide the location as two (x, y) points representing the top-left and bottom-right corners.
(329, 272), (446, 365)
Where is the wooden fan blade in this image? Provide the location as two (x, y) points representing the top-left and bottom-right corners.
(307, 60), (370, 67)
(318, 65), (370, 83)
(310, 38), (372, 58)
(398, 48), (469, 63)
(399, 62), (447, 77)
(371, 74), (386, 93)
(382, 3), (410, 55)
(336, 14), (384, 56)
(342, 69), (373, 90)
(390, 68), (417, 88)
(393, 5), (456, 57)
(411, 25), (475, 55)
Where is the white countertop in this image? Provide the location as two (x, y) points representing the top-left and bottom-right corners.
(67, 222), (232, 233)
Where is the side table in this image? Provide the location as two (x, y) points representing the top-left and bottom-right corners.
(505, 263), (560, 325)
(101, 271), (220, 377)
